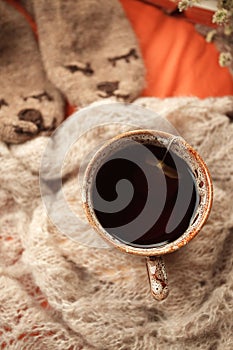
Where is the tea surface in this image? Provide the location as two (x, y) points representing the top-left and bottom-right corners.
(92, 142), (199, 248)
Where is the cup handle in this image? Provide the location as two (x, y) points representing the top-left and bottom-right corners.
(146, 256), (169, 301)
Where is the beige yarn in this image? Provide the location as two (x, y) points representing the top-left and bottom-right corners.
(0, 1), (65, 144)
(0, 97), (233, 349)
(32, 0), (145, 107)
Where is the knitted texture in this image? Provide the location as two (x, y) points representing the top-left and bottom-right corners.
(0, 97), (233, 350)
(0, 0), (145, 144)
(0, 1), (65, 144)
(32, 0), (145, 107)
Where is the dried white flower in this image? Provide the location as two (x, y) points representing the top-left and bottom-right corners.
(219, 52), (233, 66)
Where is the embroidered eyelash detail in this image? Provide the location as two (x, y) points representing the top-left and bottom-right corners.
(108, 48), (139, 67)
(64, 62), (94, 76)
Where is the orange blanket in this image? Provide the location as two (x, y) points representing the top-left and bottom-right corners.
(121, 0), (233, 98)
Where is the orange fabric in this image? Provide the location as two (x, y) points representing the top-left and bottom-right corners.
(120, 0), (233, 98)
(5, 0), (233, 100)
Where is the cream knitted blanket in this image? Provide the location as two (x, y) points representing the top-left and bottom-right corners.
(0, 97), (232, 350)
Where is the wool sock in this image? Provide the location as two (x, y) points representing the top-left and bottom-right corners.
(18, 0), (35, 18)
(0, 1), (65, 144)
(32, 0), (145, 107)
